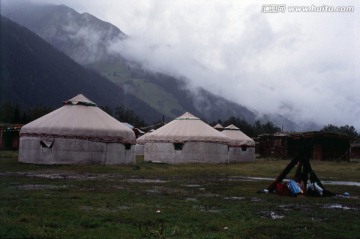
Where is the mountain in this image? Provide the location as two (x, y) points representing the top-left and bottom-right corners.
(0, 16), (162, 122)
(1, 2), (125, 65)
(123, 64), (258, 123)
(1, 2), (302, 129)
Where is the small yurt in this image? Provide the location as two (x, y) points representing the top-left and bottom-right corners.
(221, 124), (255, 162)
(135, 133), (146, 156)
(213, 123), (224, 132)
(19, 94), (136, 165)
(140, 112), (229, 164)
(135, 129), (156, 156)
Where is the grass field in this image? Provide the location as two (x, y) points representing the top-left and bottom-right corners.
(0, 151), (359, 239)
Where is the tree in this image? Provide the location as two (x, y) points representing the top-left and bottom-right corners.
(212, 117), (281, 138)
(25, 106), (53, 123)
(100, 106), (113, 116)
(339, 125), (358, 138)
(0, 103), (21, 123)
(321, 124), (359, 139)
(114, 106), (146, 128)
(0, 103), (52, 124)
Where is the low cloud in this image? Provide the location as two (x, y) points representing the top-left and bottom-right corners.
(107, 1), (360, 129)
(5, 0), (360, 130)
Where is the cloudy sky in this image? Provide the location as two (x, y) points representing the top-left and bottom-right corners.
(4, 0), (360, 129)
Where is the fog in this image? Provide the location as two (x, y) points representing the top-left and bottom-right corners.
(3, 0), (360, 129)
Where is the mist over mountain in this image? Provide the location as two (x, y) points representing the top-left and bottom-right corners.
(1, 1), (125, 64)
(0, 16), (162, 122)
(1, 1), (316, 130)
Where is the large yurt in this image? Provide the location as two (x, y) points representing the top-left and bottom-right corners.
(140, 112), (229, 164)
(221, 124), (255, 162)
(19, 94), (136, 165)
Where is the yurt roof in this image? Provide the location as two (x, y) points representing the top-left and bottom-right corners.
(214, 123), (224, 130)
(138, 112), (229, 144)
(20, 94), (136, 144)
(222, 124), (255, 146)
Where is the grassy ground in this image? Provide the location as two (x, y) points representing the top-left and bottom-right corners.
(0, 151), (359, 239)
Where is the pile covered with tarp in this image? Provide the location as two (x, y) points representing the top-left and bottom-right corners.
(267, 137), (335, 197)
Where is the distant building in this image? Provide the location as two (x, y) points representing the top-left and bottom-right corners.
(256, 131), (352, 161)
(350, 143), (360, 160)
(0, 123), (21, 150)
(255, 132), (291, 159)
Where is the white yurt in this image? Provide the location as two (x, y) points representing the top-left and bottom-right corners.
(135, 133), (146, 156)
(135, 129), (155, 156)
(140, 112), (229, 164)
(19, 94), (136, 165)
(221, 124), (255, 162)
(213, 123), (224, 132)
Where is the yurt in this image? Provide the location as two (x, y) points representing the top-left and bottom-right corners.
(135, 129), (156, 156)
(213, 123), (224, 132)
(19, 94), (136, 165)
(135, 133), (146, 156)
(140, 112), (229, 164)
(221, 124), (255, 162)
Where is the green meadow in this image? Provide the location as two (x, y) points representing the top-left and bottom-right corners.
(0, 151), (359, 239)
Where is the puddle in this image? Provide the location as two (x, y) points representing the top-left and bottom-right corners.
(184, 184), (202, 188)
(16, 184), (67, 190)
(80, 205), (131, 212)
(197, 193), (219, 198)
(260, 211), (284, 219)
(251, 197), (262, 202)
(126, 179), (167, 183)
(186, 198), (198, 202)
(323, 204), (358, 211)
(226, 176), (360, 187)
(2, 172), (359, 187)
(270, 212), (284, 219)
(0, 172), (103, 180)
(322, 181), (360, 187)
(144, 186), (187, 195)
(224, 196), (245, 200)
(204, 209), (221, 213)
(193, 205), (221, 213)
